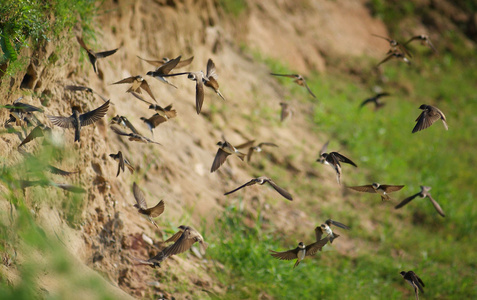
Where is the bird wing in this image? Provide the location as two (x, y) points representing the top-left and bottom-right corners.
(130, 91), (154, 105)
(246, 147), (254, 162)
(148, 114), (168, 127)
(320, 141), (329, 155)
(314, 226), (324, 241)
(360, 97), (375, 108)
(76, 36), (90, 51)
(65, 85), (92, 92)
(395, 192), (420, 209)
(326, 219), (350, 230)
(376, 53), (394, 67)
(302, 79), (316, 98)
(269, 248), (298, 260)
(164, 105), (177, 118)
(224, 179), (257, 196)
(280, 104), (290, 121)
(132, 182), (148, 210)
(376, 92), (390, 98)
(110, 125), (130, 136)
(47, 166), (78, 176)
(156, 55), (181, 74)
(137, 56), (163, 68)
(51, 182), (86, 193)
(306, 237), (330, 256)
(18, 125), (45, 147)
(47, 115), (75, 128)
(94, 47), (119, 58)
(140, 80), (156, 102)
(426, 38), (438, 53)
(347, 185), (375, 193)
(79, 100), (110, 126)
(112, 77), (135, 85)
(211, 147), (230, 172)
(235, 140), (256, 149)
(257, 142), (278, 148)
(195, 78), (205, 114)
(161, 229), (197, 257)
(427, 194), (445, 217)
(381, 185), (405, 193)
(117, 151), (125, 176)
(176, 56), (194, 68)
(165, 229), (184, 243)
(121, 117), (139, 134)
(144, 200), (165, 218)
(331, 152), (358, 167)
(265, 179), (293, 201)
(413, 110), (433, 133)
(206, 59), (218, 80)
(270, 73), (297, 79)
(409, 271), (425, 292)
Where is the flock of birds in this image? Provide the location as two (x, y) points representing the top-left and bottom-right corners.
(0, 31), (445, 299)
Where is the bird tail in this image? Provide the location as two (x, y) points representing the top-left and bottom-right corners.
(236, 152), (246, 161)
(381, 195), (391, 202)
(329, 233), (340, 244)
(293, 260), (301, 269)
(217, 90), (226, 101)
(442, 120), (448, 130)
(74, 128), (80, 142)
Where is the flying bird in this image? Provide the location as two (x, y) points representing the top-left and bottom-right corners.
(412, 104), (448, 133)
(3, 97), (43, 126)
(319, 151), (357, 184)
(136, 225), (207, 267)
(224, 176), (293, 201)
(145, 55), (184, 88)
(204, 59), (226, 101)
(270, 73), (316, 98)
(112, 75), (156, 102)
(148, 103), (177, 120)
(138, 55), (193, 69)
(210, 140), (246, 172)
(360, 92), (390, 110)
(347, 182), (404, 201)
(76, 36), (119, 74)
(132, 182), (164, 228)
(400, 271), (425, 300)
(110, 115), (139, 134)
(17, 124), (51, 148)
(315, 219), (350, 244)
(269, 239), (329, 268)
(47, 100), (110, 142)
(109, 151), (134, 177)
(65, 85), (110, 103)
(140, 107), (177, 137)
(395, 186), (445, 217)
(405, 35), (437, 54)
(235, 140), (278, 162)
(376, 50), (410, 67)
(279, 102), (292, 122)
(110, 125), (161, 145)
(372, 34), (412, 58)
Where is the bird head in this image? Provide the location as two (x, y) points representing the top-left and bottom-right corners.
(418, 104), (428, 110)
(372, 183), (380, 189)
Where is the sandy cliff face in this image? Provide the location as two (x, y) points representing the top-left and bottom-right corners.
(0, 0), (397, 298)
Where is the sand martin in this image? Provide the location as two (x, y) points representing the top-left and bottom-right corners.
(270, 73), (316, 98)
(204, 59), (226, 101)
(65, 85), (110, 104)
(110, 125), (161, 145)
(279, 102), (292, 122)
(110, 115), (139, 134)
(224, 176), (293, 201)
(109, 151), (134, 177)
(76, 36), (118, 74)
(395, 186), (445, 217)
(400, 271), (425, 300)
(235, 140), (278, 162)
(137, 225), (207, 267)
(138, 55), (193, 69)
(210, 140), (246, 172)
(319, 152), (357, 184)
(372, 34), (412, 58)
(132, 182), (164, 228)
(347, 182), (404, 201)
(360, 92), (390, 110)
(112, 75), (156, 102)
(405, 35), (437, 54)
(47, 100), (110, 142)
(140, 107), (176, 137)
(412, 104), (448, 133)
(145, 55), (184, 88)
(269, 239), (329, 268)
(376, 49), (411, 67)
(317, 219), (349, 244)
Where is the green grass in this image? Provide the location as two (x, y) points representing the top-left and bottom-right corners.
(0, 0), (100, 78)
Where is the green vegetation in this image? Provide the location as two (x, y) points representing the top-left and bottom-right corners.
(0, 0), (99, 78)
(217, 0), (248, 17)
(208, 31), (477, 300)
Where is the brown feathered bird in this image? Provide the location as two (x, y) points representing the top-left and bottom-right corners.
(347, 182), (404, 201)
(47, 100), (110, 142)
(132, 182), (165, 228)
(269, 239), (329, 268)
(412, 104), (447, 133)
(76, 36), (119, 74)
(224, 176), (293, 201)
(395, 186), (445, 217)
